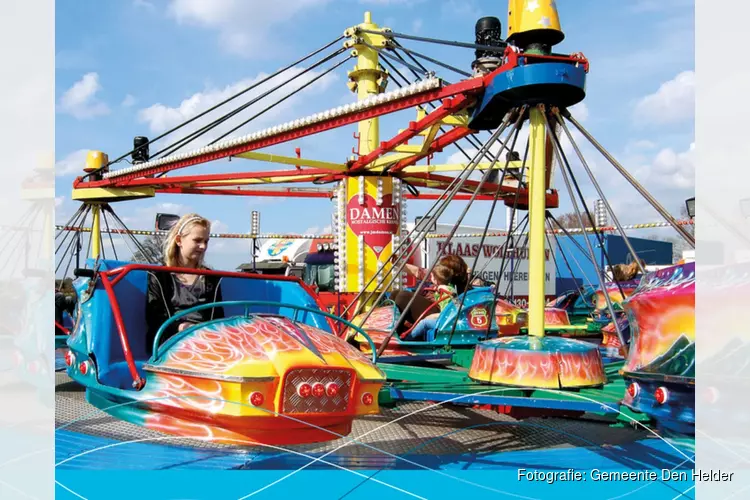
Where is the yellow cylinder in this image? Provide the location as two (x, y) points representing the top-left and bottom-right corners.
(506, 0), (564, 48)
(527, 108), (547, 337)
(352, 12), (383, 155)
(84, 150), (108, 173)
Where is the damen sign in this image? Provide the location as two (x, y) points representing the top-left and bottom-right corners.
(346, 194), (400, 257)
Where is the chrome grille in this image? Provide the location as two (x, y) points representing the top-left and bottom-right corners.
(282, 368), (352, 414)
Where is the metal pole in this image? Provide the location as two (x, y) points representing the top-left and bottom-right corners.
(563, 110), (695, 248)
(527, 106), (548, 337)
(544, 113), (628, 351)
(555, 111), (646, 275)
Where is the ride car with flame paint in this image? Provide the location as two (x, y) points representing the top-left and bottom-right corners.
(63, 259), (385, 445)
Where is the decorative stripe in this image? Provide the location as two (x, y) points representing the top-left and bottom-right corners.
(56, 219), (694, 239)
(143, 363), (276, 383)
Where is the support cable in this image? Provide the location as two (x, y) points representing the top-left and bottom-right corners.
(209, 54), (353, 146)
(359, 28), (507, 54)
(156, 47), (349, 158)
(563, 110), (695, 247)
(544, 110), (627, 350)
(389, 43), (472, 78)
(103, 35), (346, 168)
(446, 117), (526, 345)
(554, 111), (646, 274)
(340, 111), (517, 320)
(546, 115), (627, 300)
(374, 112), (526, 359)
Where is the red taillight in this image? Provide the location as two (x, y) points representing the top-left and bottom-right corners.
(312, 383), (325, 398)
(361, 392), (374, 406)
(297, 383), (312, 398)
(654, 386), (669, 405)
(326, 382), (339, 398)
(65, 351), (74, 367)
(79, 361), (89, 375)
(249, 392), (264, 407)
(627, 382), (640, 399)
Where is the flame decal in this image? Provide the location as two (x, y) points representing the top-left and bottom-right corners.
(623, 263), (695, 374)
(469, 337), (606, 388)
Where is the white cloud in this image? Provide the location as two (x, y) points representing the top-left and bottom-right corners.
(120, 202), (192, 229)
(624, 139), (658, 154)
(121, 94), (136, 107)
(638, 142), (695, 189)
(211, 219), (229, 233)
(55, 149), (89, 176)
(166, 0), (331, 57)
(440, 0), (479, 19)
(55, 196), (64, 208)
(302, 225), (331, 235)
(137, 66), (339, 144)
(58, 72), (110, 119)
(568, 102), (589, 122)
(412, 18), (423, 33)
(133, 0), (155, 10)
(633, 70), (694, 125)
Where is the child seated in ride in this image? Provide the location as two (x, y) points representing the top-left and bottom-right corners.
(146, 213), (224, 355)
(402, 263), (457, 341)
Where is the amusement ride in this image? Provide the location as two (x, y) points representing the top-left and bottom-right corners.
(54, 0), (696, 458)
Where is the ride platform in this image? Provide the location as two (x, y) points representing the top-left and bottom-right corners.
(56, 367), (681, 472)
(379, 359), (649, 424)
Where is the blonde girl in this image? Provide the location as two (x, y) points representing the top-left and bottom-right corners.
(146, 213), (224, 354)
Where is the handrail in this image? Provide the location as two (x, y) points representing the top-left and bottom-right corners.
(99, 274), (145, 389)
(151, 300), (379, 364)
(55, 320), (70, 335)
(102, 262), (335, 332)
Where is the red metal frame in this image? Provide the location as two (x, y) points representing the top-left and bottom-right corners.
(482, 48), (590, 88)
(155, 187), (504, 200)
(347, 95), (475, 172)
(99, 273), (145, 389)
(390, 127), (474, 173)
(55, 320), (69, 335)
(75, 78), (485, 188)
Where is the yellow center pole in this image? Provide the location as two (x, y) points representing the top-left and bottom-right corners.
(343, 13), (396, 316)
(355, 11), (380, 154)
(90, 204), (101, 259)
(527, 107), (547, 337)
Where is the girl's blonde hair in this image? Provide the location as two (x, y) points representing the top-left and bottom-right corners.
(162, 213), (211, 268)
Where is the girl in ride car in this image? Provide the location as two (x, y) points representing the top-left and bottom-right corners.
(402, 263), (457, 341)
(145, 213), (224, 354)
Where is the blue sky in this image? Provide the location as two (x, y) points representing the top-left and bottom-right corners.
(55, 0), (694, 270)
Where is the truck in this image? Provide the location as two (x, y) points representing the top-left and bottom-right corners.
(237, 238), (310, 278)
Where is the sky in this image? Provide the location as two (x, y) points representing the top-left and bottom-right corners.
(55, 0), (695, 271)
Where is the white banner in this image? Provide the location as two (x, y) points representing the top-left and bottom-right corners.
(427, 235), (557, 298)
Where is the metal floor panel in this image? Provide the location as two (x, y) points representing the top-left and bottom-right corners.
(56, 372), (647, 460)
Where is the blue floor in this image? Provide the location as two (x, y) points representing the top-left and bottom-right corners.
(55, 428), (693, 472)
